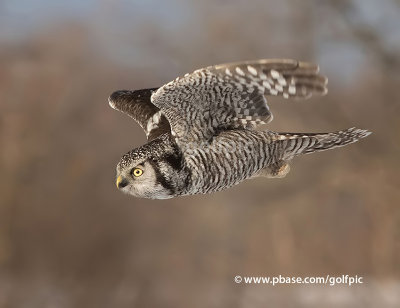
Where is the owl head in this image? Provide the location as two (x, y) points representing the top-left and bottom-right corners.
(115, 135), (188, 199)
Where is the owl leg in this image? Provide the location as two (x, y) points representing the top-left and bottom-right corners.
(253, 161), (290, 179)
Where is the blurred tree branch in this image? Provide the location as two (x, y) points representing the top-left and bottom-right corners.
(324, 0), (400, 72)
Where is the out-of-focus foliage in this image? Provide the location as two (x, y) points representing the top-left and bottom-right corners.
(1, 1), (399, 307)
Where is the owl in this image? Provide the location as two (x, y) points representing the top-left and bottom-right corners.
(109, 59), (370, 199)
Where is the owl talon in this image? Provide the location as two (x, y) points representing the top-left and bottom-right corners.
(252, 161), (290, 179)
(272, 163), (290, 178)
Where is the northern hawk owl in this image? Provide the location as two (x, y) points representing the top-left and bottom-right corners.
(108, 59), (370, 199)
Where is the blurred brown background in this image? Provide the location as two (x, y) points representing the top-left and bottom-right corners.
(1, 0), (399, 307)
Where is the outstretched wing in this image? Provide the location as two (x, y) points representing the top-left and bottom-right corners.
(151, 59), (327, 148)
(108, 88), (171, 141)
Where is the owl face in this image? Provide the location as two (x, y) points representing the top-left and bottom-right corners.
(116, 157), (174, 199)
(114, 134), (189, 199)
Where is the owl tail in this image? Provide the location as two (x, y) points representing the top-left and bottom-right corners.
(274, 127), (371, 160)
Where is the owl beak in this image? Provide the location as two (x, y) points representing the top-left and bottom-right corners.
(116, 176), (128, 189)
(116, 176), (122, 188)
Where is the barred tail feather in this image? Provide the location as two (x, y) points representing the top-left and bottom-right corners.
(275, 127), (371, 160)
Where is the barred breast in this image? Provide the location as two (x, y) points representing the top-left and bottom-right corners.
(183, 130), (277, 195)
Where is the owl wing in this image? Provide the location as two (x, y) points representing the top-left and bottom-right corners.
(108, 88), (171, 141)
(151, 59), (327, 147)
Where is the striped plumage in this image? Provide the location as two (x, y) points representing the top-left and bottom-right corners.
(109, 59), (371, 199)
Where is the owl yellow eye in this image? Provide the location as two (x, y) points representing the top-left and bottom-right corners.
(132, 168), (143, 177)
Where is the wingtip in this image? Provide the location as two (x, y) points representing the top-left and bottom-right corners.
(108, 90), (130, 109)
(347, 127), (372, 139)
(108, 95), (115, 109)
(109, 90), (130, 100)
(360, 129), (372, 138)
(108, 96), (116, 109)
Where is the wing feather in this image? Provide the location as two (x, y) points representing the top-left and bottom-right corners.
(149, 59), (328, 148)
(108, 88), (170, 141)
